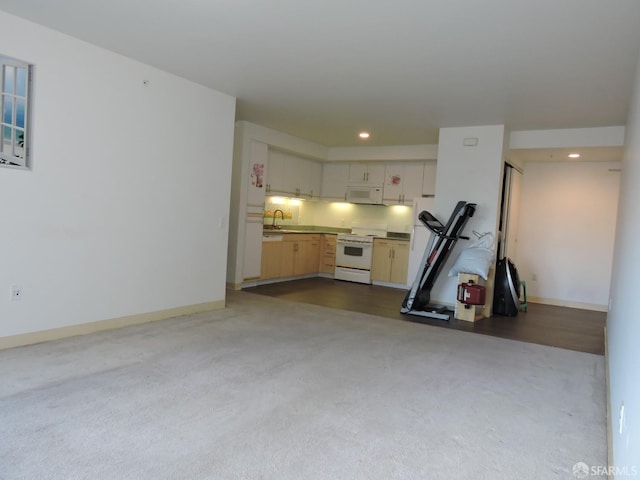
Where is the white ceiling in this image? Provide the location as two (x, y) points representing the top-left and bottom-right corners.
(1, 0), (640, 158)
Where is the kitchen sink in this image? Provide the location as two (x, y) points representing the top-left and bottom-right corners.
(262, 233), (283, 242)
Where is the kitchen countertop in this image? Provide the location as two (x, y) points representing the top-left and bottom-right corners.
(262, 227), (410, 241)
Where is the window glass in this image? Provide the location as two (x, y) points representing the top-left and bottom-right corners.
(15, 67), (26, 97)
(3, 65), (14, 94)
(3, 97), (12, 124)
(2, 125), (11, 152)
(14, 129), (24, 158)
(16, 98), (24, 128)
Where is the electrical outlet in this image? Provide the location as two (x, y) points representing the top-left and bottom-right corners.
(531, 274), (538, 282)
(10, 285), (22, 301)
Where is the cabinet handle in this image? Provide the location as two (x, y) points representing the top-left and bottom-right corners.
(388, 250), (392, 259)
(392, 249), (395, 259)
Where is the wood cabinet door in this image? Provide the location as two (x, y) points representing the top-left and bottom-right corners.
(390, 241), (410, 285)
(371, 240), (392, 282)
(293, 237), (321, 275)
(260, 241), (283, 279)
(280, 240), (296, 277)
(320, 234), (337, 273)
(304, 237), (322, 274)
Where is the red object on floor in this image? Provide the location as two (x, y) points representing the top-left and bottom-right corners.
(457, 282), (486, 305)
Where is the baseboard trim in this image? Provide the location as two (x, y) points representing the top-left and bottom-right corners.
(371, 280), (409, 290)
(528, 296), (608, 312)
(0, 300), (225, 351)
(241, 273), (317, 289)
(605, 325), (613, 478)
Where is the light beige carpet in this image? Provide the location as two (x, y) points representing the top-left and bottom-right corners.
(0, 290), (606, 479)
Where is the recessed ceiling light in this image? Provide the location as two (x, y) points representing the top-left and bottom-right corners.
(568, 153), (580, 158)
(359, 132), (370, 139)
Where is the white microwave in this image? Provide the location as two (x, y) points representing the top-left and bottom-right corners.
(346, 186), (384, 205)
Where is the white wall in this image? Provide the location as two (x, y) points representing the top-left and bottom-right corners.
(430, 125), (505, 305)
(516, 161), (620, 310)
(607, 50), (640, 476)
(0, 11), (235, 337)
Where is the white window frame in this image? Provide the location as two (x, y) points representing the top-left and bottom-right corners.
(1, 54), (33, 169)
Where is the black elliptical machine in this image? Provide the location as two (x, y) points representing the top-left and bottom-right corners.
(492, 257), (520, 316)
(401, 201), (476, 321)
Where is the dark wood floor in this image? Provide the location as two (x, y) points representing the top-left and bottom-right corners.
(244, 277), (606, 355)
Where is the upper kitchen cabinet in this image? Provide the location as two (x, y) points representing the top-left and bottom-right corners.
(267, 149), (322, 199)
(247, 141), (269, 206)
(422, 160), (437, 196)
(308, 161), (322, 200)
(348, 162), (385, 186)
(321, 162), (349, 201)
(383, 162), (424, 205)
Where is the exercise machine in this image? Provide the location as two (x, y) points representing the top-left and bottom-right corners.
(401, 201), (477, 321)
(492, 257), (521, 316)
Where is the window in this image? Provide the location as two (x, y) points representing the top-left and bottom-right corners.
(1, 54), (32, 169)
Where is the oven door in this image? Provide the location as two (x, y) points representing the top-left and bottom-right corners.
(336, 240), (373, 270)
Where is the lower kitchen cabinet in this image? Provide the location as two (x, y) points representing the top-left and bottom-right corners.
(260, 240), (283, 280)
(293, 234), (321, 275)
(320, 234), (337, 274)
(371, 239), (409, 284)
(262, 234), (321, 280)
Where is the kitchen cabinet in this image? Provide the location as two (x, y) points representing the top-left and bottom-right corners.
(348, 162), (385, 186)
(279, 234), (321, 277)
(319, 234), (337, 274)
(383, 162), (424, 205)
(260, 238), (283, 280)
(422, 160), (437, 196)
(321, 163), (349, 201)
(266, 149), (322, 199)
(297, 235), (321, 275)
(371, 239), (410, 285)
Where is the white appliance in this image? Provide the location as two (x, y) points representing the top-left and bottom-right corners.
(335, 223), (387, 284)
(346, 186), (384, 205)
(407, 197), (436, 287)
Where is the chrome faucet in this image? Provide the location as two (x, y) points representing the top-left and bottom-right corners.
(272, 209), (285, 229)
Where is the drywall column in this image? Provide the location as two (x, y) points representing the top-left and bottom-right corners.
(430, 125), (505, 306)
(607, 52), (640, 473)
